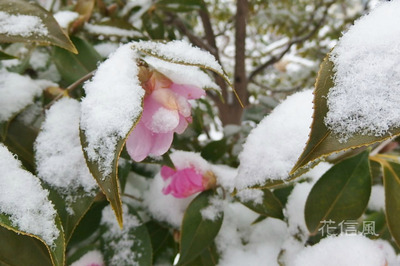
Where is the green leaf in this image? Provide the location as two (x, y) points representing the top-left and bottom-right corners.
(156, 0), (204, 12)
(142, 11), (165, 39)
(178, 190), (223, 266)
(291, 55), (400, 174)
(2, 119), (38, 172)
(0, 0), (77, 53)
(201, 139), (228, 163)
(184, 242), (219, 266)
(0, 50), (16, 60)
(80, 130), (125, 228)
(53, 36), (101, 86)
(0, 226), (52, 266)
(305, 151), (372, 235)
(380, 160), (400, 248)
(0, 214), (65, 266)
(46, 186), (98, 245)
(101, 206), (152, 266)
(237, 189), (284, 220)
(146, 221), (177, 264)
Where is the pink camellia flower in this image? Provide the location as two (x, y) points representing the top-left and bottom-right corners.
(126, 67), (205, 162)
(161, 165), (216, 198)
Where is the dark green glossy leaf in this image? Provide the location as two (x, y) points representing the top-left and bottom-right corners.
(201, 139), (228, 163)
(238, 189), (283, 220)
(291, 56), (400, 174)
(0, 214), (65, 266)
(0, 226), (52, 266)
(381, 160), (400, 248)
(146, 221), (176, 264)
(178, 190), (223, 266)
(184, 242), (219, 266)
(46, 186), (98, 245)
(101, 206), (152, 266)
(156, 0), (204, 12)
(141, 152), (175, 169)
(0, 0), (77, 53)
(272, 184), (294, 207)
(53, 36), (101, 86)
(305, 151), (371, 235)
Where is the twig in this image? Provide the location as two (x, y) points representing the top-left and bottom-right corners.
(45, 71), (95, 109)
(122, 193), (144, 202)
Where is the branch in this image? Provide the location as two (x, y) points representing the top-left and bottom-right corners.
(248, 2), (330, 83)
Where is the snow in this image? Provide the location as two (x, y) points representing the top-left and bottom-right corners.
(236, 89), (314, 189)
(170, 150), (211, 173)
(150, 107), (179, 133)
(216, 202), (288, 266)
(35, 98), (97, 195)
(84, 24), (137, 38)
(94, 42), (119, 58)
(325, 1), (400, 141)
(143, 173), (196, 228)
(101, 204), (142, 266)
(211, 164), (237, 193)
(0, 11), (48, 37)
(53, 11), (79, 29)
(80, 43), (144, 176)
(0, 144), (59, 246)
(132, 40), (224, 75)
(368, 185), (385, 212)
(201, 195), (224, 221)
(292, 234), (387, 266)
(144, 57), (220, 91)
(70, 250), (104, 266)
(0, 70), (43, 122)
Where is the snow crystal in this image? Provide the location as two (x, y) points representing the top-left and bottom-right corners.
(53, 11), (79, 29)
(143, 173), (196, 228)
(101, 204), (142, 266)
(133, 40), (223, 74)
(144, 56), (220, 91)
(84, 24), (137, 38)
(368, 185), (385, 212)
(80, 43), (144, 176)
(0, 11), (48, 37)
(0, 70), (43, 122)
(325, 1), (400, 141)
(35, 98), (97, 195)
(0, 144), (58, 246)
(70, 250), (104, 266)
(216, 202), (288, 266)
(236, 89), (314, 189)
(292, 234), (387, 266)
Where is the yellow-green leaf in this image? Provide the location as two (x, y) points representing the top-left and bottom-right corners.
(380, 159), (400, 248)
(291, 55), (399, 174)
(0, 0), (77, 53)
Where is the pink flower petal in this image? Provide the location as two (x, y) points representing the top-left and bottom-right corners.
(149, 132), (174, 156)
(174, 114), (189, 134)
(163, 167), (204, 198)
(141, 96), (163, 131)
(170, 84), (206, 99)
(161, 166), (176, 180)
(126, 121), (152, 162)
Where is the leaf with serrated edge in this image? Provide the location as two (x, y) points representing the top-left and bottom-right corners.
(0, 214), (65, 266)
(304, 151), (371, 235)
(374, 157), (400, 248)
(290, 55), (400, 175)
(0, 0), (77, 53)
(178, 190), (223, 266)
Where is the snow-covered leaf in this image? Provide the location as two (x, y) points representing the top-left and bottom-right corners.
(292, 1), (400, 173)
(80, 43), (144, 227)
(237, 189), (284, 220)
(0, 0), (77, 53)
(178, 190), (223, 266)
(305, 151), (371, 234)
(0, 144), (65, 266)
(100, 204), (152, 266)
